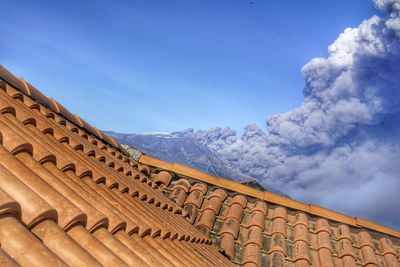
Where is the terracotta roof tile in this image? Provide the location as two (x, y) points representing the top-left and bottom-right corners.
(197, 209), (216, 234)
(338, 238), (356, 258)
(360, 245), (379, 266)
(225, 203), (246, 222)
(31, 219), (102, 266)
(0, 161), (57, 227)
(318, 247), (335, 267)
(0, 215), (67, 267)
(242, 243), (261, 266)
(294, 240), (311, 263)
(380, 238), (398, 257)
(251, 201), (267, 214)
(342, 255), (358, 267)
(220, 214), (242, 237)
(154, 171), (173, 186)
(294, 213), (311, 267)
(269, 251), (286, 267)
(337, 224), (353, 241)
(115, 232), (169, 266)
(269, 233), (286, 255)
(138, 164), (151, 175)
(0, 186), (20, 217)
(244, 225), (263, 247)
(294, 224), (310, 244)
(183, 183), (207, 223)
(0, 247), (19, 266)
(203, 189), (227, 213)
(185, 183), (206, 207)
(247, 209), (266, 229)
(170, 179), (190, 206)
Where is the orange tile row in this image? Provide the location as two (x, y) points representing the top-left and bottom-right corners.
(0, 66), (121, 153)
(242, 201), (267, 267)
(140, 154), (400, 239)
(0, 72), (234, 266)
(163, 177), (400, 267)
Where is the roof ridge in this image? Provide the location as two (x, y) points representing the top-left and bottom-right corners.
(139, 154), (400, 238)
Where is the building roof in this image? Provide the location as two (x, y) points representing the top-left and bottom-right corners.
(140, 156), (400, 266)
(0, 64), (399, 266)
(0, 65), (232, 266)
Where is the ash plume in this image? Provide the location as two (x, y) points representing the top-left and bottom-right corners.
(186, 0), (400, 229)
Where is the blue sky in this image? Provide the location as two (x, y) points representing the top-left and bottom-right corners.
(1, 0), (376, 134)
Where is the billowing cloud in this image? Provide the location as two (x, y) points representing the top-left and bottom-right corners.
(186, 0), (400, 229)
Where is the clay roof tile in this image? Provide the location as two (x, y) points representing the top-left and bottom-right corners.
(251, 201), (267, 214)
(244, 226), (263, 247)
(230, 194), (247, 208)
(317, 231), (333, 252)
(184, 184), (206, 208)
(154, 171), (172, 186)
(196, 209), (216, 233)
(0, 215), (68, 266)
(382, 253), (399, 267)
(0, 162), (57, 227)
(360, 245), (379, 266)
(224, 203), (245, 221)
(219, 217), (241, 238)
(318, 248), (335, 267)
(338, 238), (356, 258)
(273, 206), (287, 221)
(269, 233), (287, 255)
(293, 240), (311, 264)
(209, 188), (228, 201)
(172, 178), (191, 192)
(190, 182), (208, 194)
(315, 218), (331, 234)
(294, 224), (309, 244)
(247, 210), (265, 229)
(337, 224), (352, 242)
(379, 237), (397, 256)
(358, 231), (374, 249)
(268, 251), (286, 267)
(138, 164), (150, 175)
(294, 213), (309, 227)
(271, 218), (287, 237)
(203, 196), (224, 214)
(341, 256), (357, 267)
(219, 233), (236, 260)
(0, 187), (21, 217)
(242, 243), (261, 266)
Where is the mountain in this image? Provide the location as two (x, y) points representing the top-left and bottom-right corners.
(105, 131), (295, 196)
(104, 131), (248, 181)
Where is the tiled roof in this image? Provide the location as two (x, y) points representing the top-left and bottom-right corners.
(139, 157), (400, 267)
(0, 65), (233, 266)
(0, 65), (399, 267)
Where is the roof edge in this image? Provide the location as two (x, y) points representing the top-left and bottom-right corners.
(139, 154), (400, 238)
(0, 65), (126, 154)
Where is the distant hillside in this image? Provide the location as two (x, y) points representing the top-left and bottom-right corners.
(105, 131), (250, 182)
(105, 131), (290, 197)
